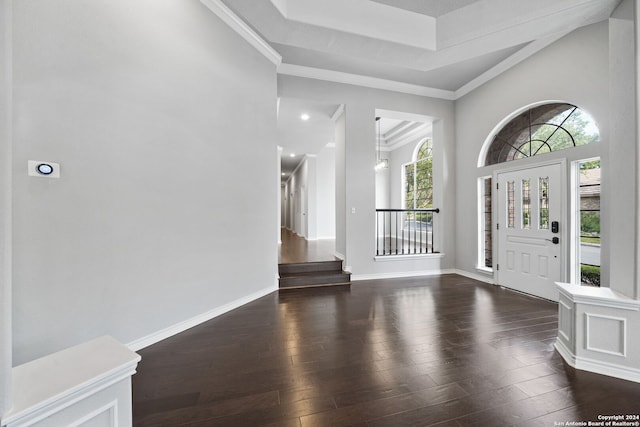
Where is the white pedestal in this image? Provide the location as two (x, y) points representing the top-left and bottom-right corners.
(0, 336), (141, 427)
(555, 282), (640, 382)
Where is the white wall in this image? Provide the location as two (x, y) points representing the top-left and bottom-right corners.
(278, 75), (455, 277)
(11, 0), (278, 364)
(454, 22), (608, 280)
(0, 0), (12, 416)
(289, 158), (309, 237)
(608, 0), (637, 298)
(316, 144), (336, 239)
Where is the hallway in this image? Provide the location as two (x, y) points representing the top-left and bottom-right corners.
(278, 228), (338, 264)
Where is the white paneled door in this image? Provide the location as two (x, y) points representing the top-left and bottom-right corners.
(497, 163), (564, 301)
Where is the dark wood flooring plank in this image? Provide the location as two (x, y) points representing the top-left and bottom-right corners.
(132, 274), (640, 427)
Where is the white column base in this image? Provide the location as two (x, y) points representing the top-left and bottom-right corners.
(0, 336), (140, 427)
(556, 282), (640, 383)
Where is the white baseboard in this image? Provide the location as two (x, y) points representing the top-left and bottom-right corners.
(127, 284), (277, 351)
(554, 338), (575, 365)
(555, 339), (640, 383)
(351, 268), (456, 281)
(453, 269), (495, 284)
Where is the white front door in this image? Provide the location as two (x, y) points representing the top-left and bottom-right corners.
(496, 163), (564, 301)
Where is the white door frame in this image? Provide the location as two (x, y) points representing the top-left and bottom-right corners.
(492, 158), (569, 297)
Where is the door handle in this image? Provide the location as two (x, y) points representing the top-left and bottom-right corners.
(545, 237), (560, 244)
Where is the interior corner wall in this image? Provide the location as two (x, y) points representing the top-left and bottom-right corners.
(289, 157), (310, 238)
(280, 186), (286, 230)
(306, 156), (317, 240)
(285, 180), (292, 230)
(316, 145), (336, 239)
(278, 75), (455, 276)
(454, 21), (609, 278)
(636, 0), (640, 300)
(608, 0), (637, 299)
(0, 0), (12, 416)
(11, 0), (278, 364)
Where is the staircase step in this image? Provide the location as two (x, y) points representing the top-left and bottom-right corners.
(278, 260), (343, 275)
(279, 270), (351, 289)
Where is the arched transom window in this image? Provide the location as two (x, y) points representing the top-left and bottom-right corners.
(484, 103), (599, 166)
(405, 139), (432, 209)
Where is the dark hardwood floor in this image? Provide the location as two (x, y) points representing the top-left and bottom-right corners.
(132, 274), (640, 426)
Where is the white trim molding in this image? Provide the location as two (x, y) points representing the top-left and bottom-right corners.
(330, 104), (345, 122)
(278, 63), (456, 100)
(200, 0), (282, 66)
(585, 313), (627, 357)
(555, 338), (640, 384)
(374, 253), (444, 262)
(454, 269), (495, 285)
(352, 268), (456, 281)
(127, 285), (277, 351)
(558, 282), (640, 312)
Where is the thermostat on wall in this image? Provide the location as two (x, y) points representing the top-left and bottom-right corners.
(28, 160), (60, 178)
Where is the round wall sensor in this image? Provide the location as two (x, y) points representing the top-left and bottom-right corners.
(36, 163), (54, 175)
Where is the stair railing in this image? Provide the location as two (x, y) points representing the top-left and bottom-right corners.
(375, 208), (440, 256)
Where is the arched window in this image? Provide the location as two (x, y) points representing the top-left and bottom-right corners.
(404, 139), (432, 208)
(484, 103), (599, 166)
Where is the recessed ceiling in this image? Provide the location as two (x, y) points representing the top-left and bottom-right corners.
(229, 0), (622, 182)
(222, 0), (620, 93)
(369, 0), (482, 17)
(377, 114), (432, 152)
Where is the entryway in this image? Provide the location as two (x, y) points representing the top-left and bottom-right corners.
(496, 162), (565, 301)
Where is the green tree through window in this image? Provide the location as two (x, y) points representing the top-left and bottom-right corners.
(405, 139), (433, 211)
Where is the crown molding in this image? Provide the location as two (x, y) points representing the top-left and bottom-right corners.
(278, 63), (456, 100)
(330, 104), (345, 122)
(200, 0), (282, 66)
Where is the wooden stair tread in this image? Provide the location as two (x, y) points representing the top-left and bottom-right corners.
(279, 270), (350, 278)
(278, 260), (350, 290)
(279, 282), (351, 290)
(278, 260), (343, 275)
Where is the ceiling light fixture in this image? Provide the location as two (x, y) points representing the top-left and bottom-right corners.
(375, 117), (388, 171)
(300, 113), (310, 121)
(289, 153), (295, 158)
(281, 172), (286, 176)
